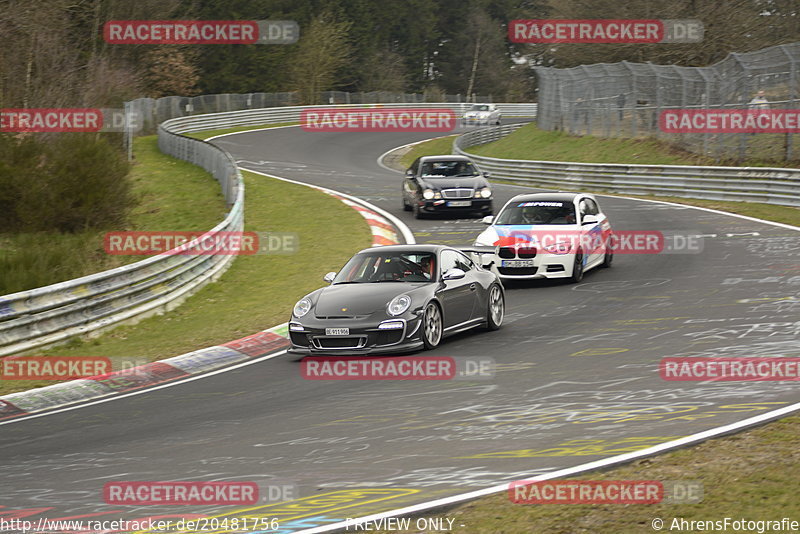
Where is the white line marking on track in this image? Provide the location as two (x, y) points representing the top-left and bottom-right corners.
(297, 398), (800, 533)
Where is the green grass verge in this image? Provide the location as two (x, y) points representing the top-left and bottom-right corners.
(183, 122), (298, 140)
(371, 415), (800, 533)
(1, 169), (371, 395)
(467, 123), (713, 165)
(0, 136), (225, 294)
(469, 123), (800, 168)
(128, 136), (227, 231)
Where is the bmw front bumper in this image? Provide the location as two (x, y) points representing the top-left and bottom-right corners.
(474, 248), (575, 280)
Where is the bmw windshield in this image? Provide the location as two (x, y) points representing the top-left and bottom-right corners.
(495, 201), (577, 225)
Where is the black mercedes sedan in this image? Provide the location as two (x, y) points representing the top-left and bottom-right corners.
(288, 244), (504, 355)
(401, 155), (493, 219)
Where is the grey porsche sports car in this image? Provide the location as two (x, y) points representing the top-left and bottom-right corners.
(288, 244), (505, 355)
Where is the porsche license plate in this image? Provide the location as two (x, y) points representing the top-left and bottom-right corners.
(447, 200), (471, 207)
(501, 260), (535, 268)
(325, 328), (350, 336)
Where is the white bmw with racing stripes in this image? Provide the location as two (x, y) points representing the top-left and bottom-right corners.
(472, 192), (613, 282)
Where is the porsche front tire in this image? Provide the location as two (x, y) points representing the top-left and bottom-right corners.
(422, 302), (442, 349)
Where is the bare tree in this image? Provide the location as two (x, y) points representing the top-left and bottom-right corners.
(360, 49), (408, 93)
(142, 47), (200, 98)
(288, 11), (352, 104)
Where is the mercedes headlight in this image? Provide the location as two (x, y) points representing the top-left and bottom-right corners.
(293, 298), (312, 317)
(475, 187), (492, 198)
(422, 189), (435, 200)
(387, 294), (412, 316)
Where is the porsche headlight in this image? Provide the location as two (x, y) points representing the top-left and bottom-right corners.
(293, 298), (312, 317)
(387, 294), (412, 316)
(422, 189), (435, 200)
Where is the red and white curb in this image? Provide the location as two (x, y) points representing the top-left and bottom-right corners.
(0, 324), (291, 422)
(328, 194), (399, 246)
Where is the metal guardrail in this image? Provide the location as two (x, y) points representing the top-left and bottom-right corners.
(0, 102), (536, 356)
(161, 103), (538, 134)
(125, 91), (510, 136)
(454, 124), (800, 207)
(0, 130), (244, 357)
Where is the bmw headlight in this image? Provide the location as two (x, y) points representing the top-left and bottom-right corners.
(387, 294), (412, 316)
(293, 298), (312, 317)
(422, 189), (435, 200)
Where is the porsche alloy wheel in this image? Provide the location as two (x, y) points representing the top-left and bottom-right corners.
(422, 303), (442, 349)
(487, 285), (504, 330)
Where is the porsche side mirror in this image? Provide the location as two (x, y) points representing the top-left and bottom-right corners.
(442, 268), (466, 281)
(581, 215), (599, 225)
(323, 271), (337, 283)
(481, 215), (494, 225)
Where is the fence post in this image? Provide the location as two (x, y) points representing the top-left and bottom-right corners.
(781, 45), (796, 161)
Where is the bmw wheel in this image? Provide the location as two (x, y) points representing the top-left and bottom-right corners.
(570, 250), (585, 283)
(422, 302), (442, 349)
(602, 248), (613, 268)
(487, 285), (504, 330)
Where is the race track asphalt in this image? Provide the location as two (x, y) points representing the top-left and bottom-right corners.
(1, 123), (798, 532)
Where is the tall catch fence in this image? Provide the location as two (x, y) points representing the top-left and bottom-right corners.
(535, 42), (800, 162)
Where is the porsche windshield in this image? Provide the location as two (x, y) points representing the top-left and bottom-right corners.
(421, 160), (479, 177)
(495, 201), (577, 225)
(333, 252), (436, 283)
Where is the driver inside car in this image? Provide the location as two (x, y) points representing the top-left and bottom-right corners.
(371, 257), (405, 281)
(521, 206), (546, 224)
(417, 255), (436, 280)
(549, 206), (577, 224)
